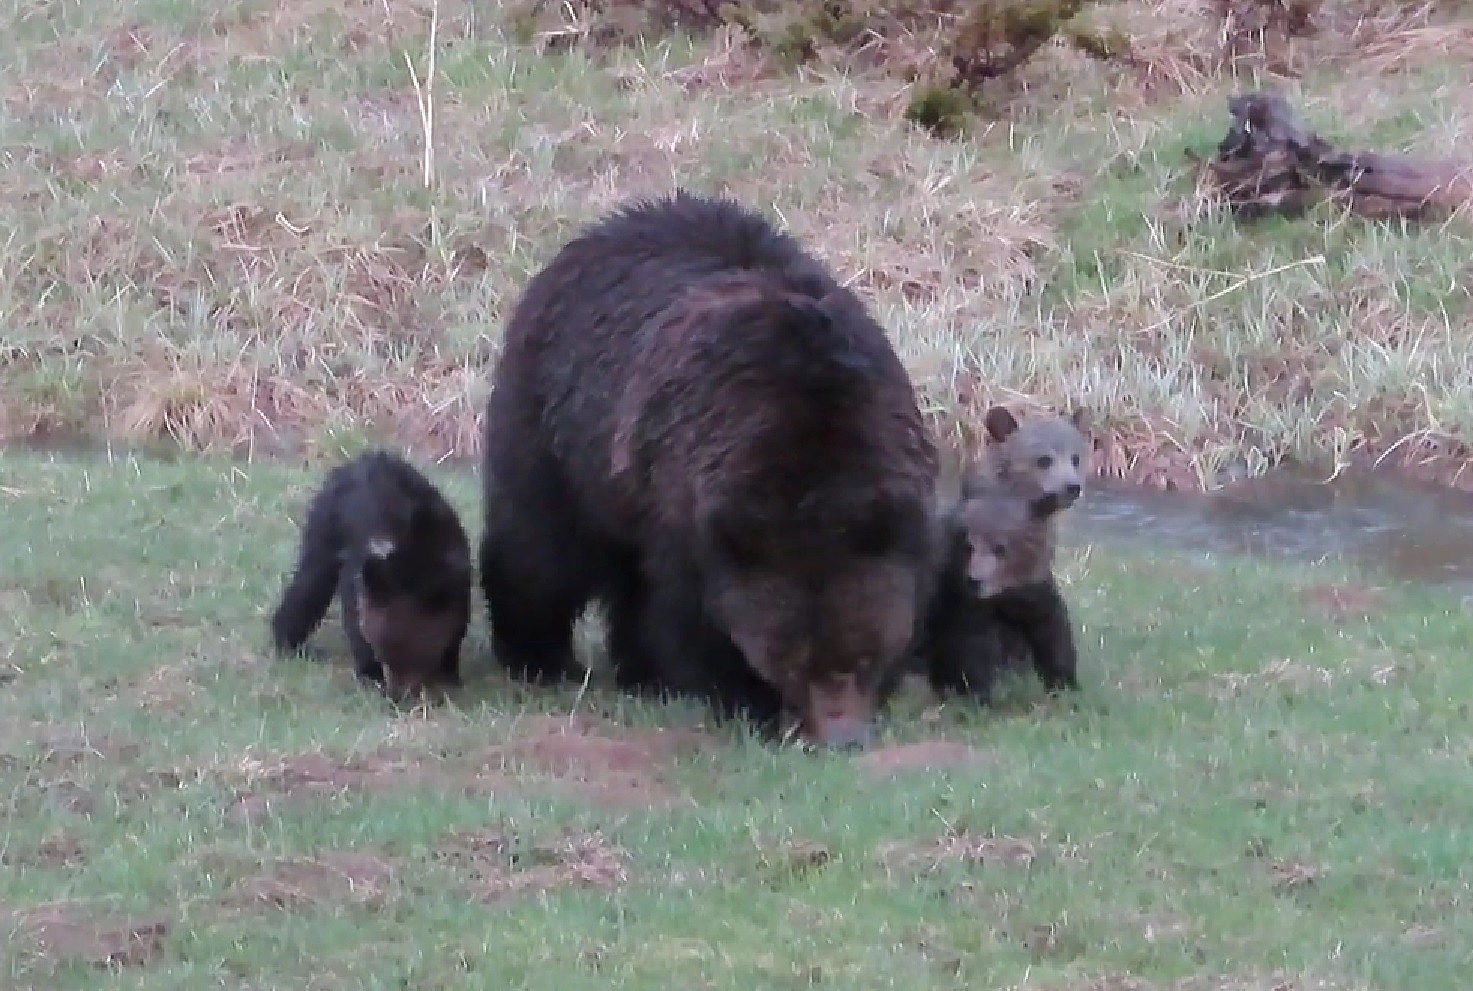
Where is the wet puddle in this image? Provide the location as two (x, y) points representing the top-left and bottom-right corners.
(1072, 464), (1473, 593)
(9, 435), (1473, 592)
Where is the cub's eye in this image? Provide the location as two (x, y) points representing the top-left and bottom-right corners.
(1036, 455), (1053, 470)
(991, 542), (1007, 559)
(1071, 454), (1081, 467)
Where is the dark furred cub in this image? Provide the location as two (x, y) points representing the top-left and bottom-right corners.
(479, 190), (940, 749)
(921, 488), (1080, 704)
(963, 405), (1091, 518)
(270, 450), (472, 703)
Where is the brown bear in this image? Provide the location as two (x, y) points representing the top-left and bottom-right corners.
(269, 450), (473, 704)
(478, 190), (940, 749)
(963, 405), (1091, 518)
(919, 485), (1081, 705)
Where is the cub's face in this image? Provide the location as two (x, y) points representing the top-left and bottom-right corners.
(955, 493), (1050, 599)
(981, 406), (1091, 517)
(356, 588), (465, 704)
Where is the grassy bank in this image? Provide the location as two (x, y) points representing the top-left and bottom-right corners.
(3, 449), (1473, 989)
(2, 0), (1472, 490)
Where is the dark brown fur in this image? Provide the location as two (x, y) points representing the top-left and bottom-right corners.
(269, 450), (472, 703)
(478, 190), (940, 748)
(920, 488), (1080, 704)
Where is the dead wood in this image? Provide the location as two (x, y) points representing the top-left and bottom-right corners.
(1192, 91), (1473, 222)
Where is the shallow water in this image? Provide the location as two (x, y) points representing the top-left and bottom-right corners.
(11, 435), (1473, 593)
(1072, 464), (1473, 592)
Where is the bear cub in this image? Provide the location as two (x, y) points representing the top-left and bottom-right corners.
(921, 404), (1092, 704)
(920, 487), (1079, 704)
(269, 449), (472, 704)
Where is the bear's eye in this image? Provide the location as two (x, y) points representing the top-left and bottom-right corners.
(1071, 454), (1081, 467)
(991, 542), (1007, 559)
(1036, 455), (1053, 470)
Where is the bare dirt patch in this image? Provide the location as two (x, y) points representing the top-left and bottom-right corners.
(220, 750), (480, 824)
(1, 832), (88, 869)
(856, 741), (999, 778)
(483, 712), (714, 809)
(433, 828), (629, 902)
(1300, 582), (1384, 619)
(0, 577), (86, 613)
(879, 829), (1042, 874)
(220, 851), (400, 911)
(10, 904), (171, 969)
(222, 716), (712, 823)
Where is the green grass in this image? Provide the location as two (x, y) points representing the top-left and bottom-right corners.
(2, 0), (1472, 489)
(3, 449), (1471, 989)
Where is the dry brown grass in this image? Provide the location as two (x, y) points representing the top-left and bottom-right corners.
(1, 0), (1471, 488)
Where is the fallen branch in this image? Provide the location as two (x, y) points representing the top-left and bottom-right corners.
(1190, 91), (1473, 223)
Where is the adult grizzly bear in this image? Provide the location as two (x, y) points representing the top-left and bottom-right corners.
(478, 190), (940, 748)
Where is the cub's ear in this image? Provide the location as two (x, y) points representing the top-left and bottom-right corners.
(983, 406), (1019, 443)
(1068, 406), (1089, 432)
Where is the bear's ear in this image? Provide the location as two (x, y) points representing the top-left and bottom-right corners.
(784, 292), (874, 376)
(783, 293), (831, 331)
(1068, 406), (1088, 432)
(983, 406), (1018, 443)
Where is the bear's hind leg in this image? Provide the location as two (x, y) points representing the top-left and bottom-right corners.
(269, 524), (343, 656)
(337, 567), (385, 688)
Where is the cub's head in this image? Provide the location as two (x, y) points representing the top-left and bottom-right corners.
(356, 588), (467, 704)
(951, 490), (1053, 599)
(969, 405), (1091, 518)
(357, 504), (471, 704)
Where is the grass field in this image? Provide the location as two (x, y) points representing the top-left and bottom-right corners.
(2, 0), (1472, 489)
(5, 2), (1473, 988)
(3, 448), (1473, 990)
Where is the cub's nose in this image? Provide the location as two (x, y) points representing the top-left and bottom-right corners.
(1064, 483), (1082, 500)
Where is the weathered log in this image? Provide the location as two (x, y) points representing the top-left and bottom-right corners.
(1194, 91), (1472, 223)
